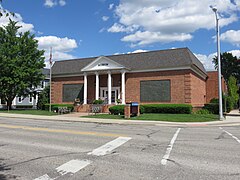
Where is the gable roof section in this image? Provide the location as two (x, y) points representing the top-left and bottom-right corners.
(52, 47), (207, 77)
(81, 56), (127, 72)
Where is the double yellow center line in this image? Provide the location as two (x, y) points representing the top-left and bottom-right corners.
(0, 123), (124, 137)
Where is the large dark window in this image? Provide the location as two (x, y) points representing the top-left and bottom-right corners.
(140, 80), (171, 102)
(62, 84), (84, 102)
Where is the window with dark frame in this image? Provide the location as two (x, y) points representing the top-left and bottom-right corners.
(62, 84), (84, 102)
(140, 80), (171, 102)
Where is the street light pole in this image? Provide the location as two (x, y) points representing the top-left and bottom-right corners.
(210, 6), (224, 120)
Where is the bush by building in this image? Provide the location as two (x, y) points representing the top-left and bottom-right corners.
(44, 104), (74, 112)
(109, 104), (192, 115)
(141, 104), (192, 114)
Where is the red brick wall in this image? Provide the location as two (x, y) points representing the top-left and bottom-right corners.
(190, 72), (206, 107)
(52, 76), (84, 104)
(206, 71), (227, 103)
(52, 70), (207, 108)
(125, 70), (187, 104)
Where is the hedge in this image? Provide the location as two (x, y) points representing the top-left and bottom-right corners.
(109, 105), (124, 115)
(44, 104), (74, 112)
(203, 103), (219, 114)
(109, 104), (192, 115)
(93, 99), (104, 104)
(141, 104), (192, 114)
(206, 96), (233, 114)
(109, 105), (145, 115)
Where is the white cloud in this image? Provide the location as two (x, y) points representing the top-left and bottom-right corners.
(0, 10), (34, 33)
(229, 50), (240, 58)
(220, 30), (240, 46)
(35, 36), (77, 52)
(108, 23), (138, 33)
(44, 0), (57, 7)
(109, 3), (114, 10)
(99, 28), (106, 33)
(128, 49), (147, 54)
(35, 36), (78, 68)
(44, 0), (66, 8)
(195, 53), (216, 71)
(195, 49), (240, 71)
(122, 31), (192, 47)
(102, 16), (109, 21)
(59, 0), (66, 6)
(108, 0), (240, 46)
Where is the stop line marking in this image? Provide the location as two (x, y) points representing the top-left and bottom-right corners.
(161, 128), (181, 165)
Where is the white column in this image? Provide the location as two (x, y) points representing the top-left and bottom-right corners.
(83, 73), (88, 104)
(121, 70), (126, 104)
(95, 72), (99, 100)
(108, 71), (112, 104)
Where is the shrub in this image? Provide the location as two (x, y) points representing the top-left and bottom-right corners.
(93, 99), (104, 104)
(44, 104), (74, 112)
(141, 104), (192, 114)
(109, 105), (124, 115)
(37, 86), (49, 110)
(109, 105), (145, 115)
(208, 96), (233, 113)
(195, 109), (211, 114)
(140, 105), (145, 114)
(203, 103), (219, 114)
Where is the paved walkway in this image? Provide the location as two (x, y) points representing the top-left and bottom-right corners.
(0, 110), (239, 126)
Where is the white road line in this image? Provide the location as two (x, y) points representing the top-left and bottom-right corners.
(161, 128), (181, 165)
(56, 159), (91, 176)
(34, 174), (53, 180)
(220, 127), (240, 144)
(34, 160), (91, 180)
(88, 136), (132, 156)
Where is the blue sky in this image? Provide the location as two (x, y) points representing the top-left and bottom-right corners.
(1, 0), (240, 70)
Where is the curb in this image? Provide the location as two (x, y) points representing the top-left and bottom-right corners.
(0, 113), (239, 127)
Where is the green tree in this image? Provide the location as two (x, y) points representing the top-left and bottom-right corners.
(0, 20), (45, 109)
(227, 76), (239, 110)
(213, 52), (240, 82)
(37, 85), (50, 110)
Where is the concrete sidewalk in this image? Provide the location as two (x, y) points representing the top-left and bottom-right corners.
(0, 111), (239, 127)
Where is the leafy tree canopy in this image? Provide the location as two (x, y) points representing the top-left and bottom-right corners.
(0, 20), (45, 109)
(213, 52), (240, 83)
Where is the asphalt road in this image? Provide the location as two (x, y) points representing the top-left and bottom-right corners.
(0, 117), (239, 180)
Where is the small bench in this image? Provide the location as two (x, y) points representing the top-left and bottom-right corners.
(58, 107), (70, 114)
(89, 104), (102, 115)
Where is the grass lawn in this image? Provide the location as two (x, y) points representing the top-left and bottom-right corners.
(84, 113), (219, 122)
(0, 110), (57, 116)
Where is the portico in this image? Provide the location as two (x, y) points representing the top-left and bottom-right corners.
(81, 56), (127, 105)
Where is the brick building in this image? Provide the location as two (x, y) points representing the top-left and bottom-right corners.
(52, 47), (216, 111)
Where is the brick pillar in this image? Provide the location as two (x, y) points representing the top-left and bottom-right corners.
(124, 104), (131, 119)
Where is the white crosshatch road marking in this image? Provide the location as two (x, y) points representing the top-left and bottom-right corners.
(56, 159), (91, 176)
(34, 136), (131, 179)
(34, 160), (91, 180)
(161, 128), (181, 165)
(88, 136), (132, 156)
(220, 127), (240, 144)
(34, 174), (53, 180)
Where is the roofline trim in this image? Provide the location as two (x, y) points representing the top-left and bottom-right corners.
(53, 66), (206, 78)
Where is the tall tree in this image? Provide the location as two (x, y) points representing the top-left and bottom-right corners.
(213, 52), (240, 83)
(0, 20), (45, 109)
(227, 76), (239, 109)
